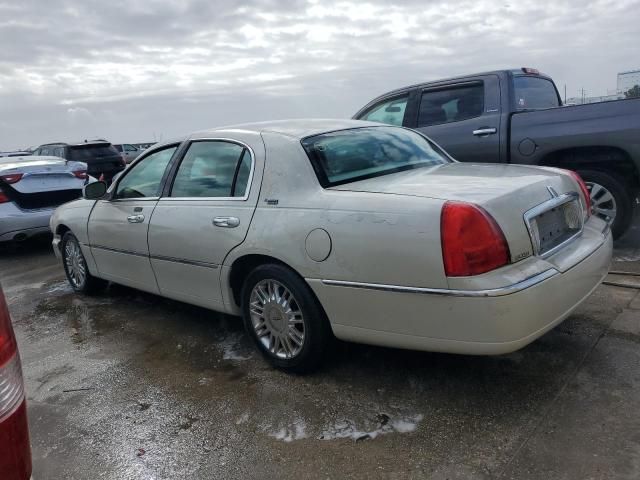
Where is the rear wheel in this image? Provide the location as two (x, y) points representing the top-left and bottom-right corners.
(577, 170), (632, 239)
(61, 232), (107, 294)
(241, 264), (331, 373)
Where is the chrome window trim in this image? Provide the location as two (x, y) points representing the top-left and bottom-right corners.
(321, 269), (558, 298)
(523, 192), (584, 259)
(107, 197), (160, 203)
(166, 138), (256, 202)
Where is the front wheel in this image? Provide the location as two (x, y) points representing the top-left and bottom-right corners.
(61, 232), (107, 294)
(577, 170), (633, 239)
(241, 264), (331, 373)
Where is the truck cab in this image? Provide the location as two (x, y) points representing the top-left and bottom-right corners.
(354, 68), (640, 238)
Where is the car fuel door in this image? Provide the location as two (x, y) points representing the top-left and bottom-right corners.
(148, 135), (264, 310)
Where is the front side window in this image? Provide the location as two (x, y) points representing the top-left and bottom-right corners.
(418, 84), (484, 127)
(171, 141), (251, 198)
(124, 144), (138, 152)
(115, 146), (177, 199)
(358, 96), (408, 126)
(301, 126), (450, 187)
(513, 76), (560, 110)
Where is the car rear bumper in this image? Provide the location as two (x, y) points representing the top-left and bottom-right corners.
(308, 220), (612, 355)
(0, 203), (54, 242)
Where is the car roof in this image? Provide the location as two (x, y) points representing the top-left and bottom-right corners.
(39, 141), (112, 147)
(190, 118), (383, 140)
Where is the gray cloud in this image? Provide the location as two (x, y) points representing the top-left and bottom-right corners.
(1, 0), (639, 149)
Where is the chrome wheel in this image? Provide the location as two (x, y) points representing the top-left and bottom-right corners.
(64, 237), (86, 288)
(249, 279), (305, 359)
(586, 181), (617, 222)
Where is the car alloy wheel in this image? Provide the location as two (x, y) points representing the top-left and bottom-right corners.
(585, 181), (617, 223)
(249, 279), (305, 359)
(64, 236), (87, 288)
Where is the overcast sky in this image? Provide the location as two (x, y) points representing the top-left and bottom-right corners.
(1, 0), (638, 149)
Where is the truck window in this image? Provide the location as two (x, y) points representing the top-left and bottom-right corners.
(513, 76), (560, 110)
(358, 96), (408, 126)
(417, 84), (484, 127)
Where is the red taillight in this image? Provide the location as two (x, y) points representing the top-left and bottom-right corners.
(0, 287), (17, 366)
(567, 171), (591, 217)
(73, 170), (88, 180)
(0, 173), (23, 184)
(0, 190), (8, 204)
(441, 201), (510, 277)
(0, 286), (32, 480)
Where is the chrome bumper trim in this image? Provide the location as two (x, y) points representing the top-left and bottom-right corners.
(321, 269), (558, 298)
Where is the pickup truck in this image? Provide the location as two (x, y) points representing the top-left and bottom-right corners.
(353, 68), (640, 238)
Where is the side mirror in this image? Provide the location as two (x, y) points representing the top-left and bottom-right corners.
(83, 181), (108, 200)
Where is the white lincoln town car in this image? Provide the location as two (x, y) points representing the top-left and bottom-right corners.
(50, 119), (612, 372)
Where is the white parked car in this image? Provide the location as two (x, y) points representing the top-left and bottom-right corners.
(50, 120), (612, 372)
(0, 156), (88, 243)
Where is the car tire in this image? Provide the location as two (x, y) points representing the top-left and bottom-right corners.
(241, 263), (331, 373)
(577, 169), (633, 239)
(61, 232), (107, 294)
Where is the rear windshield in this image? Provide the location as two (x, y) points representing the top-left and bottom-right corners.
(513, 76), (560, 110)
(301, 126), (451, 188)
(68, 144), (119, 160)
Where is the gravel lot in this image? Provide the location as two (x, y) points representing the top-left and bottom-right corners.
(2, 215), (639, 480)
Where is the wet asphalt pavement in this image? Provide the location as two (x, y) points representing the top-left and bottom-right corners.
(1, 216), (639, 480)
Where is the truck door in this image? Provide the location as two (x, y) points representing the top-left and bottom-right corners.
(409, 75), (502, 163)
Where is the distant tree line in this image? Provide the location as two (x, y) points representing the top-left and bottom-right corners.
(625, 85), (640, 98)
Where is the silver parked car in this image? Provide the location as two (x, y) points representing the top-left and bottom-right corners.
(50, 120), (611, 372)
(0, 156), (88, 242)
(112, 144), (143, 164)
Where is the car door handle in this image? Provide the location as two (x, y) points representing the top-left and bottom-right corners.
(473, 128), (497, 136)
(127, 214), (145, 223)
(213, 216), (240, 228)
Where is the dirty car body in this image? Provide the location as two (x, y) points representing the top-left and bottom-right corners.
(0, 156), (88, 242)
(50, 119), (612, 371)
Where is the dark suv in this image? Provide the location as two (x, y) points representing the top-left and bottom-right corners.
(33, 141), (125, 182)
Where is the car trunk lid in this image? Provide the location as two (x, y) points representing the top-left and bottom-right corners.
(330, 163), (584, 263)
(0, 156), (86, 209)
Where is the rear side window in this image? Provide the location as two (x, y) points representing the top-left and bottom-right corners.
(68, 144), (119, 161)
(513, 76), (560, 110)
(302, 126), (450, 188)
(171, 141), (252, 198)
(358, 96), (408, 126)
(418, 84), (484, 127)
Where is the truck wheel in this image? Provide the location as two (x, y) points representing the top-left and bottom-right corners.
(241, 264), (331, 373)
(577, 170), (632, 239)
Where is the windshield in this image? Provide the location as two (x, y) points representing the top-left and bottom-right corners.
(68, 144), (119, 160)
(513, 76), (561, 110)
(301, 126), (451, 188)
